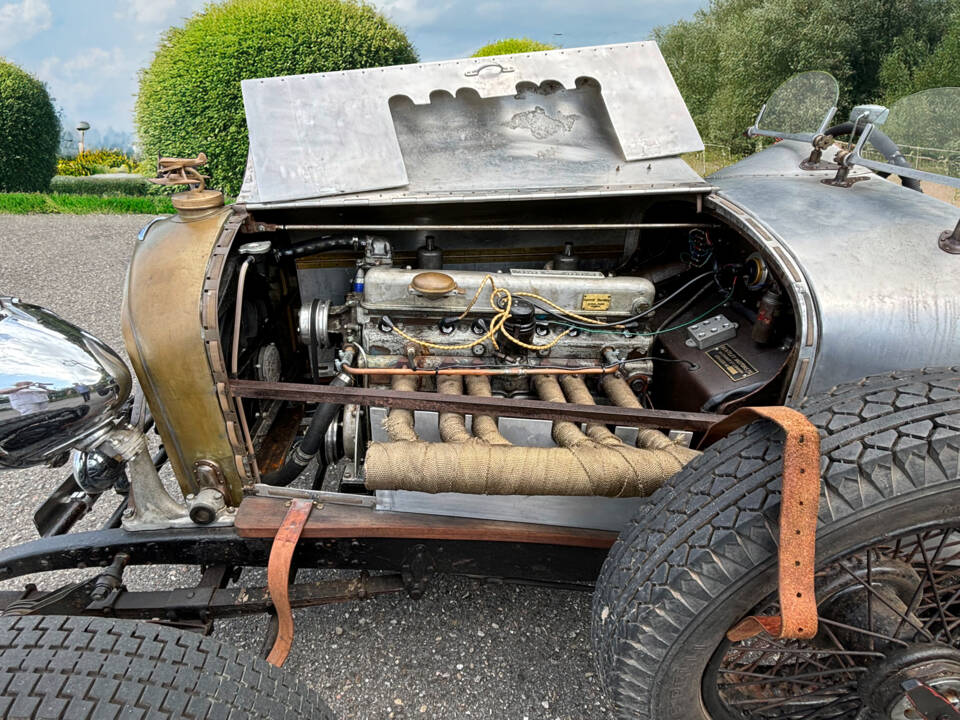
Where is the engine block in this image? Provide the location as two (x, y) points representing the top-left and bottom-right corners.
(356, 266), (657, 361)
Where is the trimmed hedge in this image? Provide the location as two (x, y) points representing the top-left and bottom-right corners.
(472, 38), (557, 57)
(0, 59), (60, 192)
(135, 0), (418, 196)
(50, 175), (151, 196)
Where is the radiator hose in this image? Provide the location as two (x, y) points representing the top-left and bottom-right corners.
(275, 236), (358, 260)
(261, 364), (354, 486)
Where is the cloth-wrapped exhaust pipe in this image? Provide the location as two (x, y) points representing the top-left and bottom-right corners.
(464, 376), (511, 445)
(364, 374), (700, 497)
(383, 375), (419, 442)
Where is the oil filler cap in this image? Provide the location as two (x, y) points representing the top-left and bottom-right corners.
(410, 271), (459, 297)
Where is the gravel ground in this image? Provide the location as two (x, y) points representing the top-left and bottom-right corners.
(0, 214), (612, 720)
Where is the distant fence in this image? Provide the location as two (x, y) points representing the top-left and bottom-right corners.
(687, 143), (736, 175)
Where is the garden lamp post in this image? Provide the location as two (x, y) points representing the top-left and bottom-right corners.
(76, 121), (90, 155)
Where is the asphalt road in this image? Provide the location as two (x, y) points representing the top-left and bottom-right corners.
(0, 214), (612, 720)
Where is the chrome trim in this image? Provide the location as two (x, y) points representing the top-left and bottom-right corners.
(0, 297), (131, 468)
(137, 216), (167, 242)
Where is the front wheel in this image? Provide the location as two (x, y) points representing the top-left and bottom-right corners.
(0, 614), (337, 719)
(592, 368), (960, 719)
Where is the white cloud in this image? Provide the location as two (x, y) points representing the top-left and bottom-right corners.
(36, 46), (136, 127)
(116, 0), (178, 25)
(40, 47), (130, 84)
(0, 0), (51, 52)
(372, 0), (451, 28)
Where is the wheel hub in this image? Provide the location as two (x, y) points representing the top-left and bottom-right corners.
(817, 557), (924, 651)
(858, 645), (960, 719)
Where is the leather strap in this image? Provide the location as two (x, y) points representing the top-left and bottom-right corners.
(265, 498), (314, 666)
(700, 406), (821, 641)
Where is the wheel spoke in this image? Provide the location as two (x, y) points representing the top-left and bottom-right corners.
(866, 549), (874, 652)
(919, 530), (955, 643)
(834, 560), (933, 641)
(712, 527), (960, 719)
(818, 617), (910, 648)
(718, 666), (867, 688)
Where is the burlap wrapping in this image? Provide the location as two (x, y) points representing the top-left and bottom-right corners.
(383, 375), (420, 442)
(365, 373), (701, 498)
(463, 375), (512, 445)
(436, 376), (475, 443)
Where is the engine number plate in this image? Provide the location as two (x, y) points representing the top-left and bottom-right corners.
(581, 293), (612, 311)
(705, 344), (759, 382)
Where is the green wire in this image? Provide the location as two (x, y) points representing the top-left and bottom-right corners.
(550, 286), (735, 338)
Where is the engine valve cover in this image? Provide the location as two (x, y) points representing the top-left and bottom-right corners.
(361, 266), (655, 318)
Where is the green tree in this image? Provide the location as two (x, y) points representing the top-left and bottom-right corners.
(472, 38), (557, 57)
(880, 6), (960, 100)
(0, 59), (60, 192)
(657, 0), (955, 151)
(136, 0), (418, 196)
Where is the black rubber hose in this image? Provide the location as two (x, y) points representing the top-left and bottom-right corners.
(824, 121), (923, 192)
(275, 236), (357, 260)
(261, 371), (353, 486)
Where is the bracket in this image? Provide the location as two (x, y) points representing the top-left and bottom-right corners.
(939, 218), (960, 255)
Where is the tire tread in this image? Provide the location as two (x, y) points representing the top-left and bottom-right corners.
(0, 615), (336, 720)
(592, 367), (960, 718)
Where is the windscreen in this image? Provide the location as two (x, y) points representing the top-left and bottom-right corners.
(757, 71), (839, 136)
(874, 87), (960, 181)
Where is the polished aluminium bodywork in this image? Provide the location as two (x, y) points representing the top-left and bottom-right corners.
(237, 42), (708, 207)
(711, 140), (960, 393)
(0, 298), (131, 468)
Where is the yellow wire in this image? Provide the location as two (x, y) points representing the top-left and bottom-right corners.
(389, 274), (599, 352)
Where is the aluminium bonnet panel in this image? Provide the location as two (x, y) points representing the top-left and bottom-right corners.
(240, 42), (704, 204)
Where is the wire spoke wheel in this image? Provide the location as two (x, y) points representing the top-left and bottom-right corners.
(705, 526), (960, 719)
(591, 369), (960, 720)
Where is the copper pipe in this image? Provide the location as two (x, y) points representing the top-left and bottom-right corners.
(278, 222), (718, 232)
(341, 364), (619, 377)
(231, 257), (261, 483)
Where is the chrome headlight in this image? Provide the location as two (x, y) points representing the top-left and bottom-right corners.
(0, 297), (131, 469)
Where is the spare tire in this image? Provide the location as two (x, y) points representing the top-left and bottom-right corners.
(0, 614), (336, 719)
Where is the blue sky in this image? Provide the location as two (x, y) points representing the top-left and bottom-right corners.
(1, 0), (705, 145)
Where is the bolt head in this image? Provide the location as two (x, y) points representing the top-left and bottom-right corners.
(121, 508), (135, 519)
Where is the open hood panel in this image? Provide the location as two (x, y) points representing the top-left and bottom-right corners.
(238, 42), (707, 207)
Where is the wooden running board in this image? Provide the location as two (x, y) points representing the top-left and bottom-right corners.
(235, 496), (617, 549)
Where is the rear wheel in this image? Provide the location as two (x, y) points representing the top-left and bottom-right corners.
(0, 614), (336, 719)
(592, 368), (960, 719)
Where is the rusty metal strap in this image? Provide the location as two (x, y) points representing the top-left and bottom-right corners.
(700, 406), (821, 641)
(265, 498), (314, 666)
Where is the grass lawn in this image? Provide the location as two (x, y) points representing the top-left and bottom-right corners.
(0, 193), (174, 215)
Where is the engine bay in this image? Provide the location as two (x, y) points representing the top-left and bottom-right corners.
(222, 196), (798, 503)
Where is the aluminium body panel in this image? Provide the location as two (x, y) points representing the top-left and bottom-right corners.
(239, 42), (706, 206)
(712, 141), (960, 394)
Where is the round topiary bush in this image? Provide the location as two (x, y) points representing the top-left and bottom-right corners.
(0, 59), (60, 192)
(472, 38), (557, 57)
(135, 0), (418, 197)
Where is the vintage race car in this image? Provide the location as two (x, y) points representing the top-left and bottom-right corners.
(2, 43), (960, 719)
